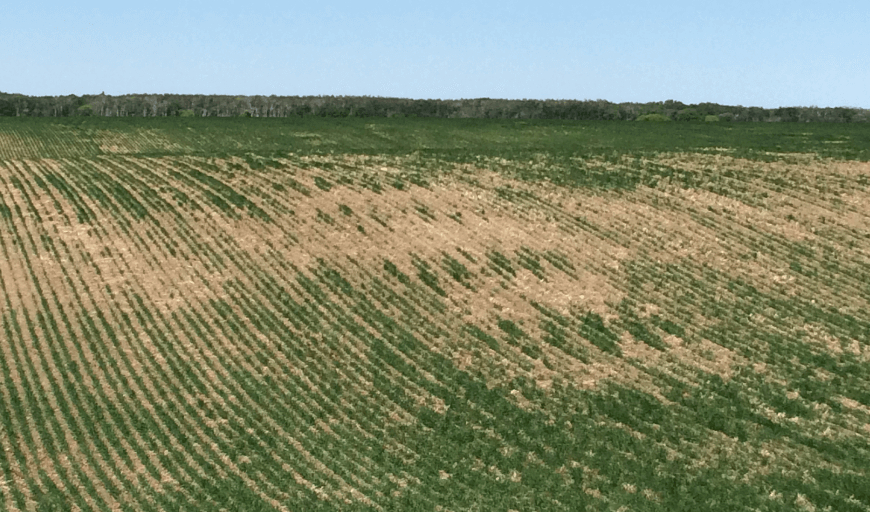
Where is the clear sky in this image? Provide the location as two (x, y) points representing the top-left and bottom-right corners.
(2, 1), (867, 108)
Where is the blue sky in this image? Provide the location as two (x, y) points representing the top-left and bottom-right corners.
(2, 1), (867, 108)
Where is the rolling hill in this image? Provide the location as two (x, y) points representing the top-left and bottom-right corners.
(0, 118), (869, 511)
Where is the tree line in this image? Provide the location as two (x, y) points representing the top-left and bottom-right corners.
(0, 92), (866, 123)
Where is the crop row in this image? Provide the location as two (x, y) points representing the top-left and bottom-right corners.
(0, 151), (868, 511)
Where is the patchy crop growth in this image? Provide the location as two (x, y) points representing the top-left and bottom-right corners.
(0, 118), (868, 511)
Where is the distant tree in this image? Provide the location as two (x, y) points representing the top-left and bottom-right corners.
(16, 95), (30, 116)
(0, 98), (14, 116)
(251, 95), (267, 117)
(696, 102), (726, 116)
(93, 92), (108, 116)
(0, 92), (866, 122)
(746, 107), (766, 122)
(290, 104), (311, 117)
(774, 107), (800, 123)
(675, 108), (702, 121)
(831, 107), (855, 123)
(166, 99), (184, 116)
(636, 113), (671, 122)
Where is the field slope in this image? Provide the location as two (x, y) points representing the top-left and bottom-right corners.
(1, 119), (869, 511)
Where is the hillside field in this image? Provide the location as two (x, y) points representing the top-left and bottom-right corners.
(0, 118), (869, 511)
